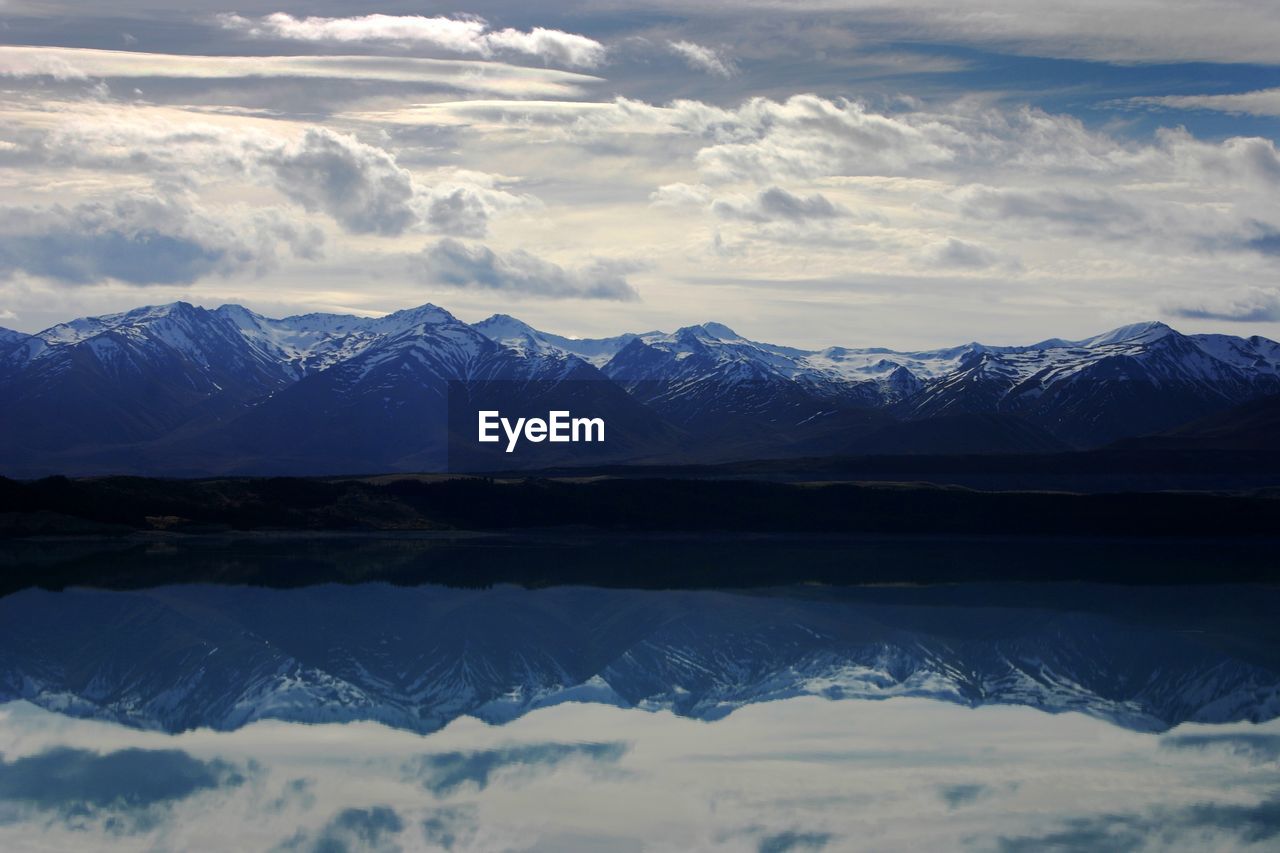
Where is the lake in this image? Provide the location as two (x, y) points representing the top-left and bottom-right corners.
(0, 545), (1277, 850)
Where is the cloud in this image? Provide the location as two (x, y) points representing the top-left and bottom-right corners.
(421, 805), (479, 850)
(458, 94), (1280, 201)
(650, 182), (713, 208)
(1123, 88), (1280, 117)
(758, 830), (834, 852)
(668, 41), (736, 78)
(955, 186), (1148, 239)
(0, 694), (1279, 852)
(686, 96), (956, 183)
(264, 129), (417, 236)
(920, 237), (1003, 270)
(217, 13), (606, 69)
(938, 783), (991, 808)
(264, 778), (316, 815)
(1165, 287), (1280, 322)
(0, 46), (597, 99)
(403, 742), (628, 796)
(635, 0), (1280, 66)
(1161, 732), (1280, 763)
(277, 805), (404, 853)
(0, 191), (316, 285)
(997, 795), (1280, 852)
(418, 173), (539, 239)
(14, 114), (533, 240)
(418, 240), (641, 300)
(712, 187), (848, 222)
(0, 746), (243, 832)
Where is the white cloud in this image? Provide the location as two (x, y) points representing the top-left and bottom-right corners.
(621, 0), (1280, 66)
(0, 45), (598, 99)
(263, 128), (419, 236)
(0, 190), (319, 285)
(649, 182), (713, 208)
(1125, 88), (1280, 118)
(4, 62), (1280, 341)
(7, 109), (536, 240)
(420, 185), (531, 239)
(418, 238), (641, 300)
(1165, 287), (1280, 322)
(711, 186), (848, 222)
(1, 698), (1279, 851)
(667, 40), (736, 77)
(216, 13), (607, 69)
(481, 27), (608, 70)
(919, 237), (1005, 270)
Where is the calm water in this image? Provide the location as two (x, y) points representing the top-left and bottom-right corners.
(0, 562), (1278, 850)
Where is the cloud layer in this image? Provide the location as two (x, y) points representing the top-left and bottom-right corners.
(419, 239), (641, 300)
(1, 2), (1280, 343)
(217, 13), (607, 69)
(1, 698), (1279, 851)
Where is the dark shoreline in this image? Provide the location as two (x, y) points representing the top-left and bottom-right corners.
(4, 473), (1278, 594)
(4, 473), (1280, 538)
(3, 528), (1278, 597)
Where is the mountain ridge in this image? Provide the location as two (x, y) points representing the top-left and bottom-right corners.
(2, 301), (1278, 476)
(3, 583), (1277, 735)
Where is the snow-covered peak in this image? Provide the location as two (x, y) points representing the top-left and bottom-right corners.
(10, 302), (1280, 419)
(471, 313), (551, 357)
(667, 322), (745, 344)
(697, 322), (741, 340)
(24, 301), (218, 362)
(374, 303), (458, 332)
(211, 304), (376, 375)
(1082, 321), (1176, 349)
(1029, 337), (1075, 350)
(120, 300), (202, 322)
(213, 303), (266, 327)
(31, 302), (200, 349)
(0, 326), (27, 349)
(474, 313), (539, 340)
(472, 314), (640, 367)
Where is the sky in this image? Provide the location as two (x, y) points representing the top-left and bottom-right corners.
(1, 2), (1280, 348)
(2, 697), (1279, 851)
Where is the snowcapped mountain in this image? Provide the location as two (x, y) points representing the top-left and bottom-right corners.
(595, 323), (901, 455)
(0, 302), (646, 475)
(899, 321), (1280, 445)
(0, 326), (24, 352)
(3, 584), (1277, 734)
(192, 305), (672, 474)
(0, 303), (300, 457)
(472, 313), (640, 366)
(1, 301), (1278, 475)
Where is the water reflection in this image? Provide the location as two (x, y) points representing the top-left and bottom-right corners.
(1, 583), (1278, 734)
(1, 580), (1279, 850)
(1, 698), (1278, 851)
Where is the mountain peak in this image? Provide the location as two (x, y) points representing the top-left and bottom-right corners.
(213, 303), (262, 321)
(474, 313), (539, 339)
(481, 313), (524, 325)
(1085, 321), (1176, 348)
(128, 301), (201, 319)
(381, 303), (457, 327)
(674, 322), (740, 342)
(699, 322), (740, 340)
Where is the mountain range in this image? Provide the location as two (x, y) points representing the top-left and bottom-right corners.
(1, 302), (1279, 476)
(3, 584), (1277, 734)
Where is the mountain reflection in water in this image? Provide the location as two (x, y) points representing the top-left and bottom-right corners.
(2, 580), (1277, 735)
